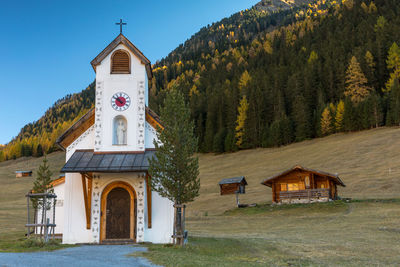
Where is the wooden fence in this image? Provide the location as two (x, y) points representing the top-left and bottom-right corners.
(279, 188), (330, 200)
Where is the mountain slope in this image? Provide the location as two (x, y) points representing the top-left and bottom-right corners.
(3, 0), (400, 161)
(150, 0), (400, 153)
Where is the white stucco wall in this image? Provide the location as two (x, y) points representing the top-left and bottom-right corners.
(53, 183), (64, 234)
(34, 183), (64, 235)
(145, 122), (158, 149)
(144, 191), (174, 243)
(63, 126), (95, 244)
(94, 43), (148, 153)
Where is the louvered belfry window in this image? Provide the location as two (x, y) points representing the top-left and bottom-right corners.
(111, 50), (130, 74)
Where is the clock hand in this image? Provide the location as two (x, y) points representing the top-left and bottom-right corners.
(116, 97), (124, 104)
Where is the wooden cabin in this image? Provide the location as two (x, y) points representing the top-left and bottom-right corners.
(261, 166), (345, 204)
(15, 171), (32, 178)
(219, 176), (247, 195)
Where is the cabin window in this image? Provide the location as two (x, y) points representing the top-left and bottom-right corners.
(113, 116), (127, 145)
(280, 184), (287, 191)
(287, 183), (299, 191)
(111, 50), (130, 74)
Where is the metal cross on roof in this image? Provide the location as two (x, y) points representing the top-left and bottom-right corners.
(116, 19), (127, 34)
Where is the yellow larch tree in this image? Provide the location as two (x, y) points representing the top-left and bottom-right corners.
(238, 70), (251, 91)
(345, 56), (372, 103)
(321, 107), (333, 135)
(235, 96), (249, 148)
(335, 100), (345, 131)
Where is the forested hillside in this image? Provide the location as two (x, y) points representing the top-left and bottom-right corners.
(150, 0), (400, 152)
(0, 83), (94, 161)
(2, 0), (400, 161)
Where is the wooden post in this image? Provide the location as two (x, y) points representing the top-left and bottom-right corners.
(43, 195), (48, 242)
(52, 197), (56, 240)
(145, 174), (152, 228)
(81, 174), (90, 229)
(173, 204), (185, 246)
(173, 203), (177, 245)
(26, 195), (30, 238)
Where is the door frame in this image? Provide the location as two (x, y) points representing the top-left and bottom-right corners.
(100, 181), (136, 242)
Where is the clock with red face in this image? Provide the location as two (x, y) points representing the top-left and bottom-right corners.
(111, 92), (131, 111)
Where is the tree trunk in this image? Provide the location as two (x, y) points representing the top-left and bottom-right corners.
(173, 204), (186, 246)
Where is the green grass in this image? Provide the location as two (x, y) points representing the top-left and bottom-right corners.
(0, 231), (74, 252)
(1, 128), (400, 262)
(141, 200), (400, 266)
(0, 152), (66, 252)
(223, 199), (349, 216)
(136, 237), (315, 267)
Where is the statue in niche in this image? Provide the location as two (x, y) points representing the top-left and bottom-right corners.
(114, 118), (127, 145)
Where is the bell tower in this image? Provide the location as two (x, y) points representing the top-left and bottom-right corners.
(90, 32), (152, 152)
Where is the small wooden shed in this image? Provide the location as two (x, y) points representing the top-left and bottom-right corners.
(15, 171), (32, 178)
(219, 176), (248, 195)
(261, 165), (345, 204)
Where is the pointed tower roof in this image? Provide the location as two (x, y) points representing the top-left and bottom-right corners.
(90, 33), (153, 79)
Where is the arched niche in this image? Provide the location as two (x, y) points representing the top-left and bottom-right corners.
(113, 116), (127, 145)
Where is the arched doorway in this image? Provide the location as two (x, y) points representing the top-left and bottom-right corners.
(100, 181), (136, 242)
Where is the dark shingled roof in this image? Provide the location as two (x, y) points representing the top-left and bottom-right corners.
(61, 150), (156, 173)
(218, 176), (248, 185)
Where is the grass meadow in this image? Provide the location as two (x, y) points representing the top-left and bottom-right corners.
(0, 127), (400, 265)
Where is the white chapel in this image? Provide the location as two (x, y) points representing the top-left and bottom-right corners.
(52, 32), (174, 244)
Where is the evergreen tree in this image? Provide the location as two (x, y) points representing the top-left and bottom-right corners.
(345, 56), (372, 103)
(32, 156), (53, 196)
(385, 42), (400, 92)
(31, 156), (54, 216)
(148, 89), (200, 245)
(386, 78), (400, 125)
(343, 98), (355, 131)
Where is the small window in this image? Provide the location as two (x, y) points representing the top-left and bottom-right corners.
(113, 116), (127, 145)
(111, 50), (130, 74)
(287, 183), (299, 191)
(280, 184), (287, 191)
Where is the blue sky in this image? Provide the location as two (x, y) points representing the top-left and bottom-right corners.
(0, 0), (259, 144)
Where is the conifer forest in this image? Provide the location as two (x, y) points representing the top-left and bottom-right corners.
(1, 0), (400, 160)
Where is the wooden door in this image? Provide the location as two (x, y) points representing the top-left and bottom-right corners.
(106, 187), (130, 239)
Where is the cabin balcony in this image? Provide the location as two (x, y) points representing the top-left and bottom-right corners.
(278, 188), (330, 204)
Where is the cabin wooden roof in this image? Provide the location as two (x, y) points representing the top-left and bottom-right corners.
(56, 107), (163, 150)
(219, 176), (247, 185)
(90, 33), (153, 80)
(261, 165), (345, 187)
(61, 149), (156, 173)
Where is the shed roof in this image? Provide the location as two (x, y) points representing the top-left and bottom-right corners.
(219, 176), (247, 185)
(261, 165), (345, 187)
(61, 149), (156, 173)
